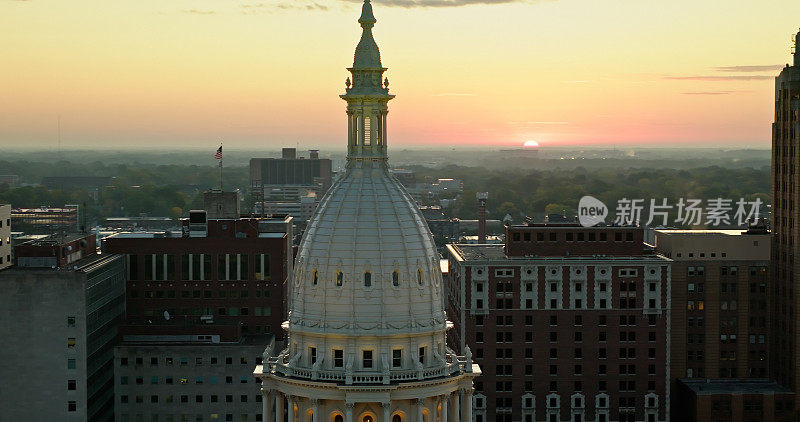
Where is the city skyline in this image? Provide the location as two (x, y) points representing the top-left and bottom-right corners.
(2, 0), (799, 149)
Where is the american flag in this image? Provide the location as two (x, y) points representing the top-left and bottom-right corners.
(214, 146), (222, 160)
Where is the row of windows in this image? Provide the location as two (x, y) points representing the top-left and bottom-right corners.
(120, 413), (261, 422)
(476, 331), (659, 343)
(477, 347), (658, 361)
(510, 231), (636, 242)
(475, 380), (658, 395)
(303, 347), (428, 369)
(130, 307), (272, 318)
(310, 269), (420, 288)
(120, 394), (259, 404)
(477, 314), (658, 327)
(120, 375), (257, 386)
(128, 254), (271, 282)
(130, 289), (273, 299)
(120, 356), (257, 366)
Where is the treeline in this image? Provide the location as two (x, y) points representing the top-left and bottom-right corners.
(410, 165), (772, 222)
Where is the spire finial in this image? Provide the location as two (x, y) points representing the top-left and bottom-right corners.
(359, 0), (377, 29)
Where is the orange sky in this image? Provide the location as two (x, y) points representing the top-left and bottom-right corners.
(1, 0), (799, 150)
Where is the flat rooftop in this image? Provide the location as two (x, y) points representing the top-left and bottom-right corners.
(449, 244), (666, 262)
(680, 379), (793, 395)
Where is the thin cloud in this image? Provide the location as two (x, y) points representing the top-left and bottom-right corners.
(242, 2), (328, 13)
(714, 65), (784, 72)
(181, 9), (216, 15)
(342, 0), (536, 8)
(664, 75), (773, 81)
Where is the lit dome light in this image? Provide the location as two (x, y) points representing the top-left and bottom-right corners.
(523, 140), (540, 148)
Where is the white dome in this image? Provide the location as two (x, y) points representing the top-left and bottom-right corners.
(290, 161), (446, 335)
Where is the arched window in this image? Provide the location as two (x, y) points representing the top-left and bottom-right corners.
(393, 415), (402, 422)
(335, 415), (344, 422)
(364, 272), (372, 287)
(363, 416), (373, 422)
(313, 270), (318, 286)
(417, 269), (423, 285)
(336, 271), (344, 287)
(392, 271), (399, 287)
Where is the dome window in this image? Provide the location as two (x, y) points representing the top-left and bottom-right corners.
(336, 271), (344, 287)
(393, 415), (402, 422)
(364, 272), (372, 287)
(417, 269), (423, 285)
(392, 271), (400, 286)
(313, 270), (318, 286)
(335, 415), (344, 422)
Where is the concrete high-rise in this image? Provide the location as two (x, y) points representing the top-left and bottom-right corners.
(0, 234), (125, 421)
(771, 29), (800, 402)
(255, 2), (480, 421)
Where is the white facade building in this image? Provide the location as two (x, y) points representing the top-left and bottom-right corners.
(254, 2), (480, 421)
(0, 204), (9, 270)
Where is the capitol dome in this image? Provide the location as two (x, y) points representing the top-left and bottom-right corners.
(256, 2), (479, 421)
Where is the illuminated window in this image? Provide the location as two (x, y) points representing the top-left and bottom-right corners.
(313, 270), (318, 286)
(336, 271), (343, 287)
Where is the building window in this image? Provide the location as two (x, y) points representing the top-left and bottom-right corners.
(313, 270), (318, 286)
(333, 349), (344, 368)
(67, 317), (76, 327)
(392, 349), (402, 368)
(68, 380), (76, 390)
(336, 271), (344, 287)
(417, 269), (423, 285)
(392, 271), (399, 286)
(419, 347), (426, 364)
(364, 272), (372, 287)
(67, 338), (76, 349)
(362, 350), (373, 369)
(67, 359), (76, 369)
(68, 401), (77, 412)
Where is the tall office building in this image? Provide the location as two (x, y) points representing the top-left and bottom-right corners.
(0, 204), (10, 270)
(771, 29), (800, 402)
(0, 233), (125, 421)
(447, 224), (670, 422)
(255, 2), (480, 421)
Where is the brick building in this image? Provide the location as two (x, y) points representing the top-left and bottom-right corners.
(446, 223), (671, 422)
(103, 212), (293, 339)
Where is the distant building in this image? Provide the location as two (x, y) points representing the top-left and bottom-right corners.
(390, 168), (417, 188)
(771, 28), (800, 407)
(0, 204), (9, 270)
(674, 379), (794, 422)
(0, 174), (20, 187)
(114, 333), (273, 422)
(250, 149), (332, 223)
(12, 205), (79, 233)
(250, 148), (333, 193)
(0, 234), (125, 421)
(447, 223), (671, 422)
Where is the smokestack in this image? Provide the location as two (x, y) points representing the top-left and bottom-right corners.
(477, 192), (488, 243)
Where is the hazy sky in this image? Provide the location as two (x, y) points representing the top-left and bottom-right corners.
(2, 0), (799, 150)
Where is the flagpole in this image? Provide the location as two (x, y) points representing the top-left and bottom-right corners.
(219, 142), (223, 191)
